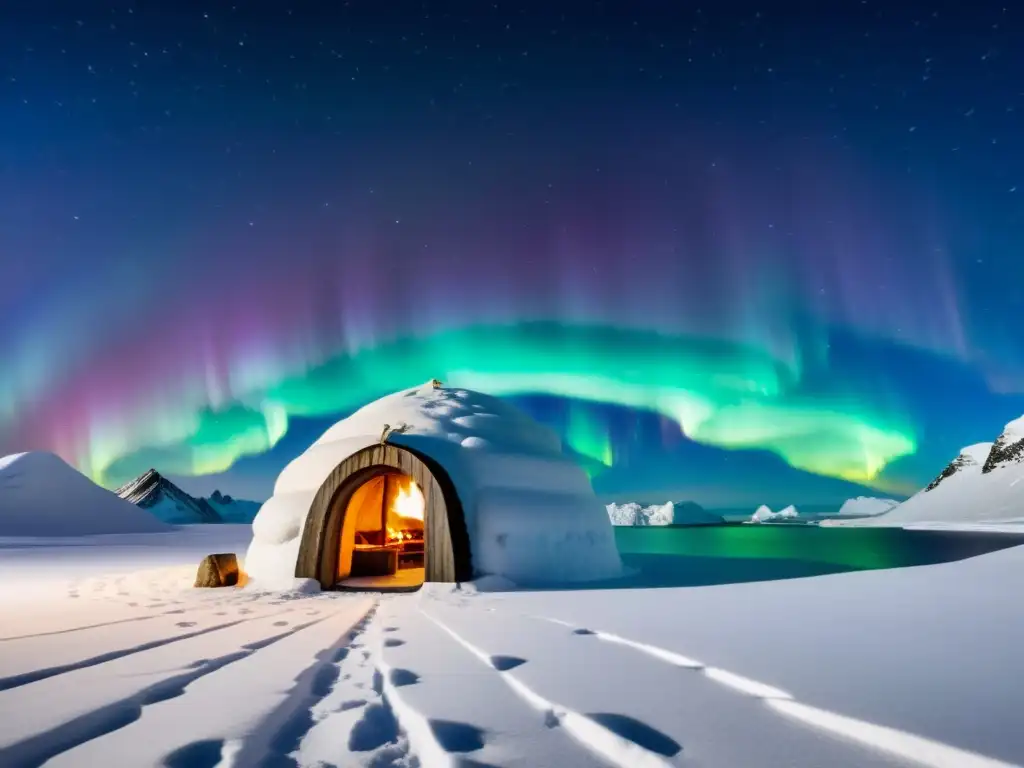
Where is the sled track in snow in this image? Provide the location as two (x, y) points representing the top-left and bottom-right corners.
(0, 595), (380, 768)
(530, 614), (1018, 768)
(0, 616), (329, 768)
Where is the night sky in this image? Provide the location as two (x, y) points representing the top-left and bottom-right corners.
(3, 1), (1024, 507)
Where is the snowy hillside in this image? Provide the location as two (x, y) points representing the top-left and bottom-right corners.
(924, 442), (992, 491)
(823, 415), (1024, 528)
(0, 452), (169, 536)
(827, 418), (1024, 527)
(750, 504), (799, 523)
(606, 500), (725, 526)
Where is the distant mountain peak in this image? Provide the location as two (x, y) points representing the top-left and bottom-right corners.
(210, 489), (233, 504)
(115, 469), (222, 524)
(924, 443), (991, 492)
(982, 417), (1024, 474)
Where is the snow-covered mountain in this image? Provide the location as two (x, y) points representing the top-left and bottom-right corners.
(826, 415), (1024, 527)
(922, 442), (991, 492)
(982, 415), (1024, 474)
(606, 500), (725, 526)
(116, 469), (222, 524)
(749, 504), (800, 523)
(115, 470), (262, 525)
(0, 452), (169, 536)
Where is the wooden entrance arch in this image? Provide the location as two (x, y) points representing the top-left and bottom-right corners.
(295, 443), (472, 589)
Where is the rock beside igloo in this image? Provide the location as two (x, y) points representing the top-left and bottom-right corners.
(194, 553), (240, 588)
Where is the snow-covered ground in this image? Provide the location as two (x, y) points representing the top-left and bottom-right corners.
(0, 525), (252, 605)
(1, 527), (1022, 767)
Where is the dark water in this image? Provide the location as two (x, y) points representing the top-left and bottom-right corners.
(616, 525), (1024, 568)
(561, 526), (1024, 591)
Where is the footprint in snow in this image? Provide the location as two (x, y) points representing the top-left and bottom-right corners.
(273, 620), (289, 626)
(584, 713), (682, 758)
(383, 638), (405, 648)
(489, 655), (527, 671)
(428, 720), (487, 753)
(176, 621), (198, 628)
(163, 738), (226, 768)
(348, 701), (399, 752)
(389, 668), (420, 687)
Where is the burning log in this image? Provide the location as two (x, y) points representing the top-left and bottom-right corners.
(385, 474), (425, 544)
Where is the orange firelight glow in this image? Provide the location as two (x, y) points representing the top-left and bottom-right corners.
(392, 477), (425, 521)
(385, 476), (425, 543)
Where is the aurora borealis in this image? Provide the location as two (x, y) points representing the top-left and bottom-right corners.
(3, 2), (1024, 505)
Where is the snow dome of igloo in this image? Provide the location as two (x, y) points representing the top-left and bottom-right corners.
(244, 380), (623, 590)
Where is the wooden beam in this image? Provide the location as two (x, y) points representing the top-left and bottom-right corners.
(380, 471), (392, 539)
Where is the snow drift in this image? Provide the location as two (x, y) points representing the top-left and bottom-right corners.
(606, 500), (725, 526)
(0, 452), (170, 536)
(245, 382), (623, 588)
(750, 504), (799, 523)
(827, 416), (1024, 527)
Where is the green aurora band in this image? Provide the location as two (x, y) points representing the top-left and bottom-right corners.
(98, 323), (917, 488)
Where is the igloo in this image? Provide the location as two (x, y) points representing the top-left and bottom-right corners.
(244, 381), (623, 591)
